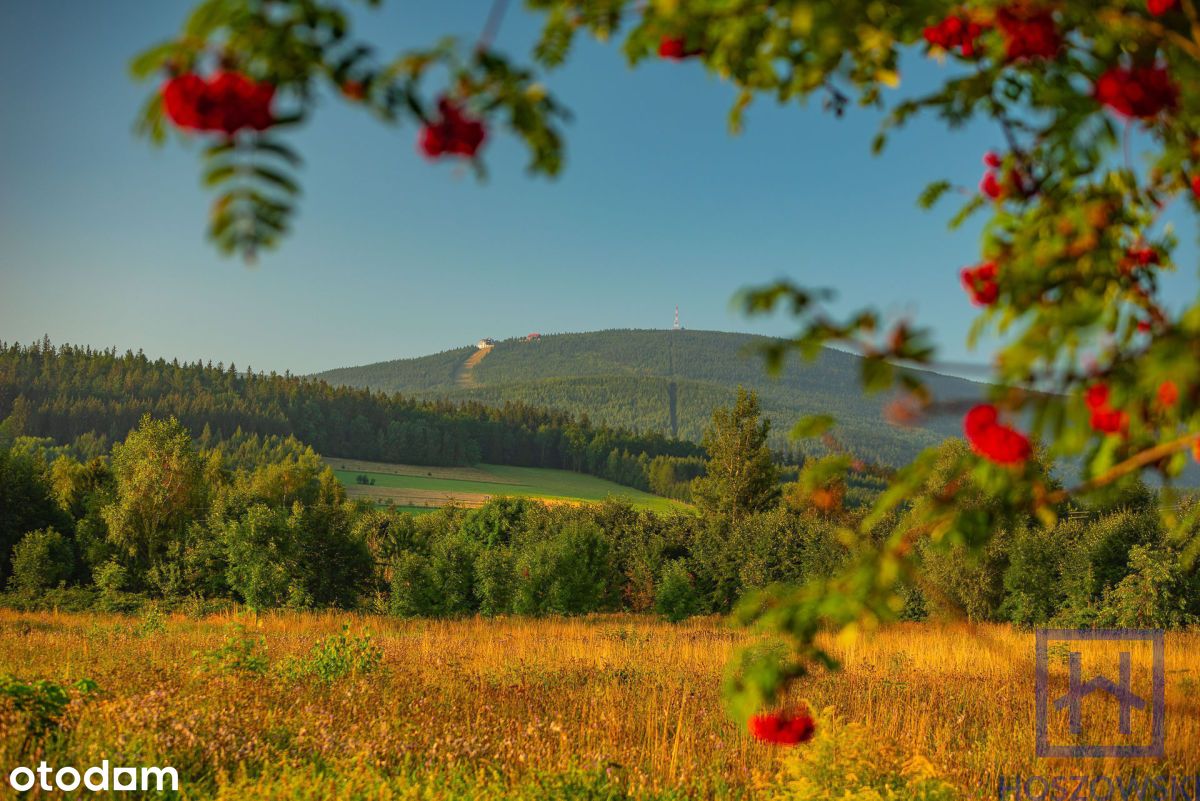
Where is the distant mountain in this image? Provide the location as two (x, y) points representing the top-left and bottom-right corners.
(314, 329), (987, 466)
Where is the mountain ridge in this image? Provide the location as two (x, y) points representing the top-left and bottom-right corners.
(314, 328), (987, 466)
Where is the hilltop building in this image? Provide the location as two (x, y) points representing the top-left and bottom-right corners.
(476, 338), (496, 349)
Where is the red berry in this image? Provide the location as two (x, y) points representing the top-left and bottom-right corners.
(1148, 0), (1178, 15)
(980, 171), (1004, 199)
(1095, 65), (1178, 119)
(1085, 383), (1128, 434)
(419, 98), (487, 160)
(923, 14), (989, 58)
(658, 35), (703, 60)
(961, 262), (1000, 306)
(1158, 381), (1179, 408)
(984, 151), (1003, 168)
(996, 6), (1061, 61)
(748, 711), (816, 745)
(964, 404), (1032, 466)
(160, 71), (274, 135)
(162, 73), (209, 131)
(1127, 247), (1159, 267)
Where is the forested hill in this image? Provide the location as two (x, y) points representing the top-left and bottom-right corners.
(315, 329), (988, 466)
(0, 340), (700, 484)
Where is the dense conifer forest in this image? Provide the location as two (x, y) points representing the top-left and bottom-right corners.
(0, 339), (701, 489)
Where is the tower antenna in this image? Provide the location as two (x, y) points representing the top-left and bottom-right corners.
(673, 305), (681, 331)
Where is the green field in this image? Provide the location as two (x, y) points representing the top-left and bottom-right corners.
(328, 458), (688, 512)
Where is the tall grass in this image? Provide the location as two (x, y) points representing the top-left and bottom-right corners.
(0, 610), (1195, 799)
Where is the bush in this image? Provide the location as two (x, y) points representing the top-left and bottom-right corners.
(514, 521), (615, 615)
(512, 540), (557, 616)
(9, 528), (74, 594)
(202, 623), (269, 675)
(428, 531), (480, 615)
(0, 674), (100, 759)
(655, 559), (700, 622)
(389, 551), (438, 617)
(279, 626), (382, 684)
(474, 546), (515, 616)
(546, 521), (615, 614)
(1094, 544), (1199, 628)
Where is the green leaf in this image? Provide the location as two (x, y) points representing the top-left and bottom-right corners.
(203, 163), (238, 188)
(917, 180), (952, 210)
(790, 414), (836, 440)
(861, 357), (893, 394)
(250, 166), (301, 195)
(253, 139), (304, 168)
(129, 42), (180, 80)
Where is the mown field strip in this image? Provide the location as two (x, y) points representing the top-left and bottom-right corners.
(324, 456), (523, 484)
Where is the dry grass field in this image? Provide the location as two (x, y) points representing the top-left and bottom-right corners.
(0, 611), (1196, 799)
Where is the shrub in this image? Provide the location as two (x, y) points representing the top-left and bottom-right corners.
(9, 528), (74, 594)
(221, 504), (295, 611)
(512, 539), (558, 616)
(474, 546), (515, 616)
(0, 675), (99, 759)
(202, 623), (269, 675)
(1094, 544), (1199, 628)
(655, 559), (700, 622)
(514, 521), (616, 615)
(546, 521), (615, 614)
(279, 626), (382, 684)
(428, 531), (480, 615)
(389, 551), (438, 617)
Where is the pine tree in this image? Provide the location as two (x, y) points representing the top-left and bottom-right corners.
(691, 386), (779, 520)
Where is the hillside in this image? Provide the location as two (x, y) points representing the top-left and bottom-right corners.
(315, 329), (987, 466)
(0, 340), (701, 493)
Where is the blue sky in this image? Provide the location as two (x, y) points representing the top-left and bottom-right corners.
(1, 1), (1195, 376)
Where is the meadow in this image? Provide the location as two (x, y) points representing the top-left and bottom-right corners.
(1, 610), (1197, 800)
(326, 457), (687, 513)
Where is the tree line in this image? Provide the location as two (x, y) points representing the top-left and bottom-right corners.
(0, 339), (701, 491)
(2, 398), (1194, 629)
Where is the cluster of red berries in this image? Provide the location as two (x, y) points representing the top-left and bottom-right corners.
(964, 404), (1032, 466)
(748, 709), (816, 745)
(922, 14), (989, 58)
(979, 152), (1033, 201)
(419, 98), (487, 160)
(1148, 0), (1178, 15)
(995, 6), (1061, 61)
(1125, 247), (1161, 269)
(658, 35), (703, 60)
(923, 5), (1061, 61)
(1095, 65), (1178, 119)
(1085, 384), (1129, 435)
(1158, 380), (1179, 409)
(961, 261), (999, 306)
(162, 72), (275, 135)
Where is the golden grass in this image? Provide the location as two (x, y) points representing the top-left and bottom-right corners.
(0, 611), (1196, 799)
